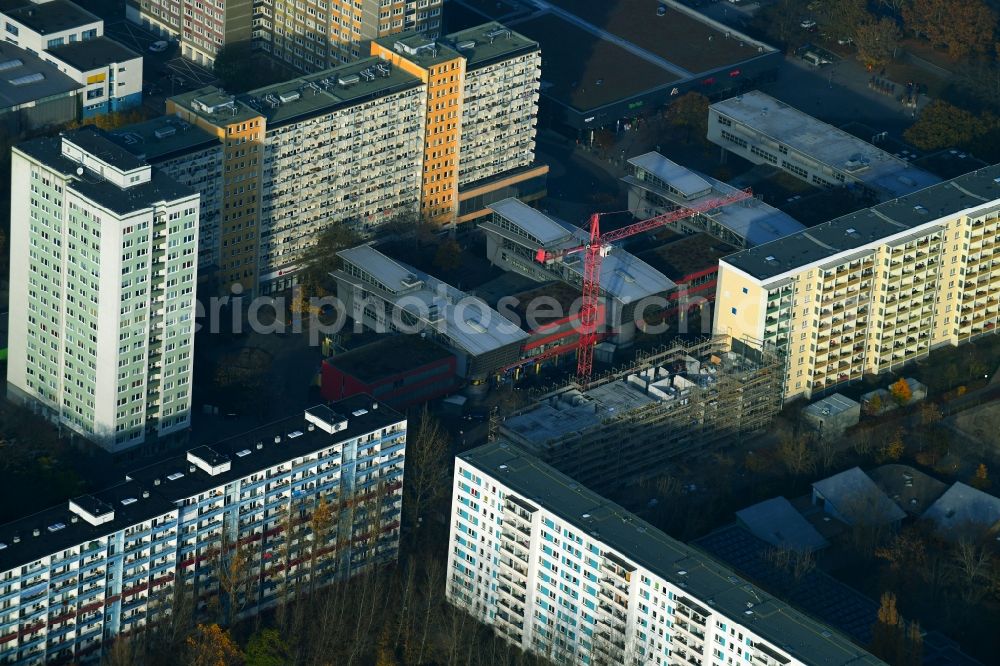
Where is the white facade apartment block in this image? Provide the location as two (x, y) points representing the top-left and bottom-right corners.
(448, 443), (883, 666)
(0, 0), (102, 55)
(458, 47), (540, 187)
(0, 399), (405, 665)
(7, 128), (198, 451)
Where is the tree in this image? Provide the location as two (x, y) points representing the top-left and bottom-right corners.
(308, 494), (334, 594)
(919, 402), (942, 427)
(904, 101), (994, 152)
(865, 393), (884, 416)
(245, 629), (290, 666)
(184, 624), (243, 666)
(299, 223), (362, 286)
(904, 621), (923, 666)
(403, 407), (450, 533)
(952, 538), (992, 602)
(877, 428), (906, 463)
(819, 0), (868, 43)
(972, 463), (991, 490)
(854, 17), (901, 67)
(432, 238), (462, 273)
(903, 0), (996, 59)
(889, 378), (912, 406)
(777, 431), (816, 476)
(666, 92), (710, 143)
(870, 592), (905, 664)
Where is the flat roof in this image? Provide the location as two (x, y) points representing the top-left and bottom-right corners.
(723, 164), (1000, 282)
(626, 152), (805, 246)
(461, 442), (882, 666)
(812, 467), (907, 526)
(544, 0), (772, 74)
(109, 116), (219, 163)
(16, 128), (196, 215)
(326, 335), (454, 383)
(503, 347), (762, 444)
(0, 396), (402, 573)
(1, 0), (99, 35)
(336, 244), (529, 356)
(241, 57), (423, 128)
(711, 92), (940, 198)
(446, 22), (539, 69)
(373, 30), (463, 68)
(637, 232), (736, 281)
(505, 280), (582, 329)
(736, 497), (829, 553)
(512, 13), (678, 112)
(802, 393), (859, 418)
(485, 198), (676, 303)
(46, 36), (140, 71)
(0, 40), (80, 109)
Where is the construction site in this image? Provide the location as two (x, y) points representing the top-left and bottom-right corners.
(497, 334), (783, 492)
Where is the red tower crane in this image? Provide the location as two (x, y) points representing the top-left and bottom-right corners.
(533, 188), (753, 385)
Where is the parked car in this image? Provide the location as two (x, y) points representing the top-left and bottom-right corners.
(149, 40), (169, 53)
(800, 19), (817, 31)
(656, 5), (666, 15)
(837, 36), (854, 45)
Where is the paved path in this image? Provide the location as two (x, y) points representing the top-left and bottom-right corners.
(523, 0), (694, 78)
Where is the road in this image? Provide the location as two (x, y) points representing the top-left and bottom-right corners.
(103, 19), (219, 113)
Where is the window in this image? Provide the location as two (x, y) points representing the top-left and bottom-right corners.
(5, 23), (18, 36)
(86, 88), (104, 100)
(731, 307), (737, 314)
(742, 287), (748, 294)
(46, 37), (64, 48)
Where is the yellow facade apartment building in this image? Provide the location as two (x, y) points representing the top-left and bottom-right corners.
(715, 165), (1000, 401)
(165, 22), (545, 294)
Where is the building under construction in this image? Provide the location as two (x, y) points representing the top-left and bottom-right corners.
(497, 335), (783, 492)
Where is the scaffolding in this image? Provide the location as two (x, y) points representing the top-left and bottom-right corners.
(498, 334), (783, 492)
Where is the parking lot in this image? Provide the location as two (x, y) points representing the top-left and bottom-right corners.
(104, 19), (218, 111)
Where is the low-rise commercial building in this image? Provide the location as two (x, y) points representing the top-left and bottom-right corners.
(44, 38), (142, 118)
(714, 165), (1000, 402)
(1, 0), (142, 119)
(447, 441), (882, 666)
(0, 41), (80, 131)
(320, 335), (459, 409)
(0, 396), (405, 665)
(332, 244), (529, 390)
(623, 151), (805, 248)
(483, 198), (675, 349)
(708, 91), (939, 200)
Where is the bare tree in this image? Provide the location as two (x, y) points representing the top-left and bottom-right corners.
(404, 406), (451, 532)
(952, 538), (993, 603)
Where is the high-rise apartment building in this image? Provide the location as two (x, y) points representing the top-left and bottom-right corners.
(256, 0), (443, 71)
(7, 127), (199, 452)
(0, 397), (405, 664)
(714, 165), (1000, 402)
(448, 442), (882, 666)
(372, 23), (544, 224)
(159, 22), (545, 294)
(108, 116), (225, 273)
(128, 0), (441, 69)
(126, 0), (253, 66)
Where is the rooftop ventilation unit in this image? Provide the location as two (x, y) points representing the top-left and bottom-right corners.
(456, 40), (476, 50)
(278, 90), (301, 103)
(154, 126), (177, 139)
(400, 273), (422, 288)
(338, 74), (360, 86)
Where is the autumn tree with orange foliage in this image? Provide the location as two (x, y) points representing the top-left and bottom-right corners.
(184, 624), (243, 666)
(889, 378), (912, 406)
(903, 0), (997, 60)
